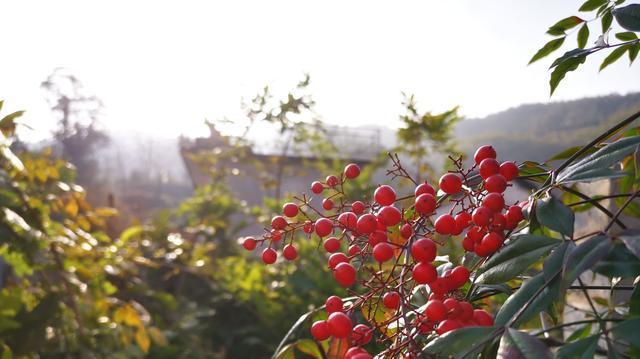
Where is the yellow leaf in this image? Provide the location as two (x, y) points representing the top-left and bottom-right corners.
(135, 327), (150, 353)
(114, 304), (142, 328)
(65, 200), (78, 218)
(147, 327), (168, 346)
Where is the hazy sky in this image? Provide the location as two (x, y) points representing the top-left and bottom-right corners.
(2, 0), (640, 141)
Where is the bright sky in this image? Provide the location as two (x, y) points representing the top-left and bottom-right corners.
(2, 0), (640, 141)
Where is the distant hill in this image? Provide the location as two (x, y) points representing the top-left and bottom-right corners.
(454, 93), (640, 163)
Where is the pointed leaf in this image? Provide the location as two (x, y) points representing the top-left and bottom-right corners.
(556, 334), (600, 359)
(579, 0), (608, 12)
(423, 326), (501, 358)
(593, 243), (640, 278)
(530, 37), (565, 64)
(497, 328), (553, 359)
(602, 10), (613, 32)
(615, 31), (638, 41)
(535, 196), (574, 237)
(610, 318), (640, 347)
(578, 24), (590, 48)
(550, 53), (586, 95)
(618, 229), (640, 259)
(600, 45), (630, 71)
(613, 4), (640, 32)
(495, 273), (560, 327)
(547, 16), (585, 36)
(563, 235), (612, 287)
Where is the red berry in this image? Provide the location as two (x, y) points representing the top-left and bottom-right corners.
(411, 238), (437, 262)
(474, 145), (497, 165)
(328, 252), (349, 269)
(373, 242), (394, 263)
(482, 193), (505, 212)
(400, 224), (413, 240)
(415, 193), (436, 215)
(326, 175), (339, 187)
(444, 298), (462, 318)
(474, 241), (492, 257)
(479, 158), (500, 179)
(344, 163), (361, 179)
(491, 212), (506, 232)
(356, 214), (377, 234)
(345, 347), (371, 359)
(374, 185), (396, 206)
(459, 301), (474, 321)
(271, 215), (287, 230)
(429, 277), (450, 296)
(334, 262), (357, 287)
(484, 174), (507, 193)
(473, 309), (494, 326)
(311, 320), (331, 341)
(378, 206), (402, 227)
(383, 291), (401, 309)
(506, 205), (524, 223)
(311, 181), (324, 194)
(412, 262), (437, 284)
(454, 212), (472, 232)
(467, 226), (486, 242)
(348, 245), (361, 256)
(462, 235), (475, 252)
(450, 266), (470, 288)
(282, 202), (298, 218)
(324, 237), (341, 253)
(325, 295), (343, 313)
(415, 182), (436, 197)
(352, 324), (372, 345)
(338, 212), (358, 230)
(327, 312), (352, 338)
(242, 237), (257, 250)
(315, 218), (333, 237)
(270, 229), (282, 241)
(499, 161), (519, 181)
(481, 232), (503, 253)
(351, 201), (365, 215)
(262, 248), (277, 264)
(439, 173), (462, 194)
(303, 220), (314, 233)
(322, 198), (334, 211)
(425, 299), (447, 322)
(283, 244), (297, 260)
(436, 319), (462, 335)
(472, 207), (492, 226)
(434, 214), (456, 235)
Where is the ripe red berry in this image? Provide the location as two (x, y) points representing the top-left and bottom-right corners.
(436, 319), (462, 335)
(449, 266), (470, 288)
(482, 193), (505, 212)
(328, 252), (349, 269)
(499, 161), (518, 181)
(368, 230), (387, 246)
(472, 207), (492, 226)
(479, 158), (500, 180)
(454, 212), (472, 232)
(459, 301), (474, 321)
(373, 242), (394, 263)
(474, 145), (497, 165)
(262, 248), (277, 264)
(492, 212), (506, 231)
(481, 232), (503, 253)
(310, 320), (331, 341)
(383, 291), (401, 309)
(351, 201), (365, 215)
(338, 212), (357, 230)
(311, 181), (324, 194)
(443, 298), (462, 318)
(412, 262), (437, 284)
(484, 174), (507, 193)
(327, 312), (352, 338)
(325, 295), (343, 313)
(303, 220), (314, 233)
(242, 236), (257, 250)
(344, 163), (361, 179)
(270, 229), (282, 242)
(439, 173), (462, 194)
(411, 238), (437, 262)
(282, 202), (298, 218)
(425, 299), (447, 322)
(415, 193), (436, 215)
(348, 245), (361, 256)
(400, 223), (413, 239)
(467, 226), (486, 242)
(462, 235), (475, 252)
(374, 185), (396, 206)
(506, 205), (524, 223)
(322, 198), (334, 211)
(352, 324), (372, 345)
(429, 277), (450, 296)
(474, 241), (492, 257)
(378, 206), (402, 227)
(324, 237), (341, 253)
(345, 347), (371, 359)
(473, 309), (494, 326)
(356, 214), (377, 234)
(315, 218), (333, 237)
(326, 175), (339, 187)
(415, 182), (436, 197)
(271, 215), (287, 230)
(434, 214), (456, 235)
(334, 262), (357, 287)
(283, 244), (297, 260)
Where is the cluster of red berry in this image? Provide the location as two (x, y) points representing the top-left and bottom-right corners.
(241, 146), (523, 357)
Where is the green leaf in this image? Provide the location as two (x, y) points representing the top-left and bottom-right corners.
(613, 4), (640, 32)
(602, 10), (614, 32)
(600, 45), (630, 71)
(557, 135), (640, 183)
(618, 229), (640, 259)
(422, 326), (501, 358)
(616, 31), (638, 41)
(556, 334), (600, 359)
(535, 196), (574, 237)
(530, 37), (566, 64)
(610, 318), (640, 347)
(550, 53), (587, 95)
(497, 328), (553, 359)
(579, 0), (608, 12)
(563, 235), (612, 287)
(566, 323), (593, 342)
(495, 273), (560, 327)
(478, 234), (560, 284)
(550, 48), (595, 68)
(0, 111), (24, 137)
(578, 24), (590, 48)
(547, 16), (585, 36)
(631, 283), (640, 317)
(630, 44), (640, 64)
(593, 243), (640, 278)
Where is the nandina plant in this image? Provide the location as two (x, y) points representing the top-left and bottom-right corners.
(243, 111), (640, 358)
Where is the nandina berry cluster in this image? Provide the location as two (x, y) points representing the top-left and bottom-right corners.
(241, 146), (524, 357)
